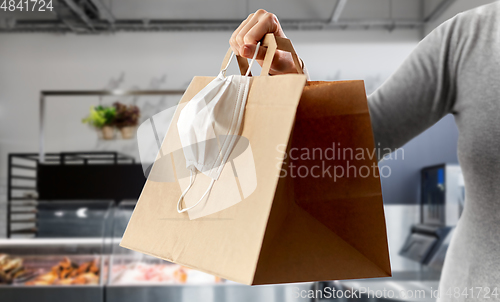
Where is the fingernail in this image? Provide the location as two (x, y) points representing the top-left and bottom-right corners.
(242, 45), (250, 57)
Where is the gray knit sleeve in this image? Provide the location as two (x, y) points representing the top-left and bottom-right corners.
(368, 16), (460, 158)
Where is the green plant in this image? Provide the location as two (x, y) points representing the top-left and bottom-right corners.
(82, 105), (117, 129)
(113, 102), (140, 128)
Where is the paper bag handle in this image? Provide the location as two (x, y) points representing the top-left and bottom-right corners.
(260, 33), (304, 76)
(220, 50), (252, 76)
(220, 33), (304, 76)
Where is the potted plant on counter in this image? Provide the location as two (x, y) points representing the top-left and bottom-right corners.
(82, 105), (117, 140)
(113, 102), (140, 139)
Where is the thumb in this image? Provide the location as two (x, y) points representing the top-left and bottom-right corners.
(239, 44), (267, 61)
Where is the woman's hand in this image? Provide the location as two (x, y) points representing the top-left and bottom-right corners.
(229, 9), (300, 75)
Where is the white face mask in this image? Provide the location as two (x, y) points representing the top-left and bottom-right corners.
(176, 43), (260, 213)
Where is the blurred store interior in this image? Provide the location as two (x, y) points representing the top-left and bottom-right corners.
(0, 0), (495, 301)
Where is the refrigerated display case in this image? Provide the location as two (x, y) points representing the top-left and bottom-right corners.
(0, 238), (105, 302)
(0, 197), (112, 302)
(0, 201), (313, 302)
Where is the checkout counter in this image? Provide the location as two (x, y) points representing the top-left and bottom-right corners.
(399, 164), (462, 269)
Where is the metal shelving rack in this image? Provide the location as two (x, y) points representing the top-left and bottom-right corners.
(7, 153), (39, 237)
(6, 152), (137, 238)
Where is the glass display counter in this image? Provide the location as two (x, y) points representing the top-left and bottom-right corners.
(0, 238), (105, 302)
(0, 200), (313, 302)
(0, 199), (112, 301)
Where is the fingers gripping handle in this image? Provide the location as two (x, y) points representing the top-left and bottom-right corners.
(220, 33), (304, 76)
(260, 33), (304, 76)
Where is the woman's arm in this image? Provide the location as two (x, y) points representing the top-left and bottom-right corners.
(368, 17), (460, 156)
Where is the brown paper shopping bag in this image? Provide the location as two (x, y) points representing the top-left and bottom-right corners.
(121, 34), (391, 285)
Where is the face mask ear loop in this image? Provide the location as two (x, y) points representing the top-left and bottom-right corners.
(177, 178), (216, 214)
(176, 168), (197, 213)
(221, 52), (235, 78)
(245, 41), (261, 77)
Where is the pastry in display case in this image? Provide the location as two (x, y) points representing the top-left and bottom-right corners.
(0, 238), (106, 302)
(0, 254), (33, 284)
(25, 257), (100, 286)
(0, 200), (112, 302)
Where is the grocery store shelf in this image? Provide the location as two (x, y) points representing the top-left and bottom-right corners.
(10, 219), (37, 224)
(8, 228), (38, 235)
